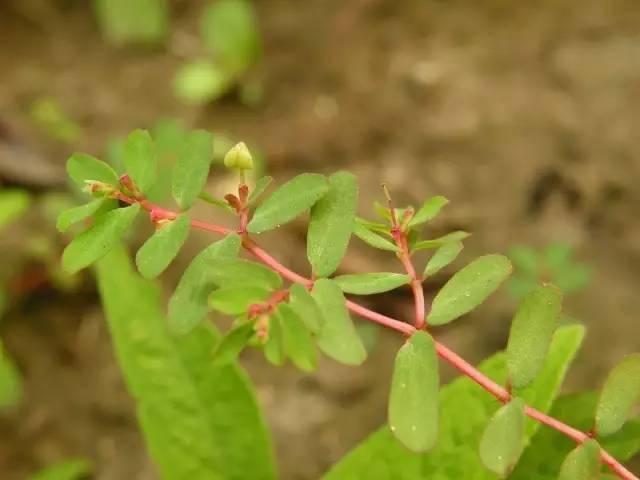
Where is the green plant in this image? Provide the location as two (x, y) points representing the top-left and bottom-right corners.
(55, 128), (640, 479)
(93, 0), (169, 46)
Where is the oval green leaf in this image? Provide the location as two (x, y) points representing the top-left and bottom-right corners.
(412, 231), (470, 251)
(306, 171), (358, 277)
(423, 241), (463, 277)
(66, 152), (119, 187)
(62, 204), (140, 274)
(264, 314), (285, 366)
(208, 258), (282, 290)
(212, 323), (254, 367)
(56, 198), (107, 233)
(278, 303), (317, 372)
(353, 220), (399, 252)
(479, 397), (526, 477)
(247, 173), (328, 234)
(506, 284), (562, 389)
(135, 214), (191, 279)
(172, 130), (214, 210)
(123, 129), (157, 193)
(333, 272), (410, 295)
(596, 353), (640, 436)
(288, 283), (324, 334)
(408, 195), (449, 228)
(208, 286), (270, 315)
(427, 254), (512, 326)
(312, 279), (366, 365)
(388, 331), (439, 452)
(558, 439), (600, 480)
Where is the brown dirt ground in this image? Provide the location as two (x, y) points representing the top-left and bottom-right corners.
(1, 0), (639, 479)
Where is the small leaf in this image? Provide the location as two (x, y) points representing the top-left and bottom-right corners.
(307, 172), (358, 277)
(173, 60), (232, 105)
(168, 234), (241, 334)
(56, 198), (107, 233)
(135, 214), (190, 279)
(288, 283), (323, 333)
(264, 314), (284, 366)
(212, 323), (254, 366)
(209, 258), (282, 290)
(247, 176), (273, 206)
(199, 192), (234, 211)
(595, 353), (640, 436)
(62, 204), (140, 274)
(278, 304), (317, 372)
(558, 439), (600, 480)
(408, 195), (449, 227)
(479, 397), (526, 477)
(423, 241), (463, 276)
(247, 173), (328, 234)
(172, 130), (214, 210)
(388, 331), (439, 452)
(123, 129), (157, 193)
(209, 286), (270, 315)
(28, 458), (91, 480)
(508, 245), (539, 275)
(353, 220), (399, 252)
(312, 279), (366, 365)
(506, 284), (562, 389)
(333, 272), (410, 295)
(66, 152), (119, 187)
(412, 231), (470, 251)
(0, 189), (30, 229)
(427, 254), (512, 326)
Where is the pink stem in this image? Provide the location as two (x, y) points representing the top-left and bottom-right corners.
(115, 192), (638, 480)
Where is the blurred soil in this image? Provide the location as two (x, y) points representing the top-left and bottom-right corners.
(1, 0), (640, 478)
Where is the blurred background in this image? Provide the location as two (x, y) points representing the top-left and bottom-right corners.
(1, 0), (639, 478)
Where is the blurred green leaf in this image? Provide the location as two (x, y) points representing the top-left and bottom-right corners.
(212, 323), (254, 367)
(93, 0), (169, 46)
(334, 272), (410, 295)
(66, 153), (119, 188)
(62, 205), (140, 274)
(288, 283), (324, 334)
(412, 231), (470, 251)
(508, 245), (539, 276)
(29, 97), (82, 143)
(408, 196), (449, 228)
(554, 264), (591, 294)
(172, 130), (214, 210)
(596, 353), (640, 436)
(545, 242), (573, 272)
(312, 279), (366, 365)
(507, 284), (562, 389)
(279, 303), (317, 372)
(478, 398), (526, 477)
(248, 173), (328, 234)
(174, 60), (233, 105)
(427, 254), (512, 326)
(423, 241), (463, 277)
(135, 214), (190, 279)
(307, 172), (358, 277)
(0, 189), (30, 229)
(353, 220), (399, 252)
(558, 440), (600, 480)
(123, 129), (157, 194)
(209, 286), (270, 315)
(56, 198), (107, 233)
(388, 331), (439, 452)
(28, 458), (91, 480)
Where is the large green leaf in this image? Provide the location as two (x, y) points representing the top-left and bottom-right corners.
(66, 152), (119, 188)
(96, 245), (277, 480)
(62, 204), (140, 274)
(172, 130), (214, 210)
(388, 331), (439, 452)
(136, 213), (191, 279)
(324, 325), (584, 480)
(168, 234), (241, 334)
(123, 129), (157, 194)
(334, 272), (410, 295)
(596, 353), (640, 436)
(248, 173), (328, 234)
(306, 172), (358, 277)
(427, 254), (512, 326)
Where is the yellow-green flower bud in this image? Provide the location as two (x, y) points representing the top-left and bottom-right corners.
(223, 142), (253, 170)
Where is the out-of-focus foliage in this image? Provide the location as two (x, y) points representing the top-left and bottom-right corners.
(93, 0), (169, 46)
(29, 97), (82, 144)
(27, 459), (91, 480)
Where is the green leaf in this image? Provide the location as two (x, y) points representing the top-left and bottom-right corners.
(172, 130), (214, 210)
(596, 353), (640, 436)
(264, 314), (285, 366)
(56, 198), (108, 233)
(248, 173), (328, 234)
(288, 283), (323, 333)
(325, 325), (584, 480)
(0, 341), (21, 409)
(123, 129), (157, 193)
(208, 258), (282, 290)
(209, 286), (271, 315)
(508, 245), (539, 276)
(412, 231), (470, 251)
(173, 60), (233, 105)
(96, 245), (277, 480)
(353, 220), (399, 252)
(168, 234), (241, 334)
(558, 439), (600, 480)
(388, 331), (439, 452)
(427, 254), (512, 326)
(278, 303), (317, 372)
(135, 213), (190, 279)
(423, 241), (463, 277)
(248, 176), (273, 206)
(312, 279), (366, 365)
(479, 397), (526, 477)
(28, 458), (91, 480)
(212, 323), (254, 366)
(334, 272), (410, 295)
(93, 0), (169, 46)
(408, 195), (449, 227)
(66, 152), (119, 187)
(0, 189), (30, 230)
(62, 204), (140, 274)
(199, 192), (234, 211)
(507, 284), (562, 389)
(201, 0), (261, 74)
(306, 172), (358, 277)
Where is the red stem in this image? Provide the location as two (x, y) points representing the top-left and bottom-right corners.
(114, 192), (637, 480)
